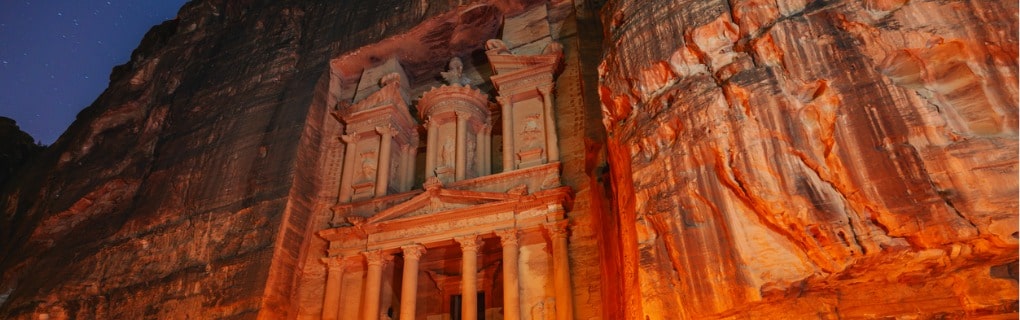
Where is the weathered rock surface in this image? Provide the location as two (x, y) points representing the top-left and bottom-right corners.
(0, 0), (1015, 319)
(597, 0), (1018, 318)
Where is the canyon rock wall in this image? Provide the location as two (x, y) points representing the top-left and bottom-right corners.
(597, 0), (1018, 318)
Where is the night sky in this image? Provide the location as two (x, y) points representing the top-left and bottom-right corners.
(0, 1), (188, 145)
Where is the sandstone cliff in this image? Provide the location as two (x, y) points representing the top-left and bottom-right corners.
(597, 0), (1018, 318)
(0, 0), (1015, 319)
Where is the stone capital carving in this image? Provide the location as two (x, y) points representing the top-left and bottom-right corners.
(538, 84), (554, 96)
(321, 256), (343, 270)
(363, 250), (389, 266)
(455, 111), (472, 122)
(401, 244), (427, 260)
(495, 229), (519, 247)
(455, 235), (481, 252)
(424, 116), (436, 130)
(375, 125), (397, 136)
(340, 134), (359, 144)
(321, 255), (355, 271)
(496, 95), (512, 107)
(544, 220), (569, 240)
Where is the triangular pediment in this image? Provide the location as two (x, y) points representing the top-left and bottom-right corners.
(365, 183), (524, 224)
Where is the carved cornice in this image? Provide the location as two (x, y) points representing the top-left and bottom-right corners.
(417, 84), (490, 121)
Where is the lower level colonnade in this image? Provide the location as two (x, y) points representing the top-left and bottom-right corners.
(320, 223), (570, 320)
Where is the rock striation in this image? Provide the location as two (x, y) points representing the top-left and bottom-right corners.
(597, 0), (1018, 318)
(0, 0), (1015, 319)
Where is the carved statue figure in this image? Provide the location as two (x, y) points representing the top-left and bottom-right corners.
(521, 113), (542, 148)
(440, 57), (470, 86)
(440, 137), (455, 167)
(360, 152), (377, 180)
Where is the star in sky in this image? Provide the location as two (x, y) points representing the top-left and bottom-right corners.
(0, 0), (188, 145)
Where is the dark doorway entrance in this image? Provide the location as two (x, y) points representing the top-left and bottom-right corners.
(449, 292), (485, 320)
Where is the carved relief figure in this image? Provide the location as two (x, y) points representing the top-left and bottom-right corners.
(360, 151), (377, 181)
(466, 138), (476, 174)
(440, 137), (455, 167)
(521, 113), (543, 148)
(440, 57), (470, 86)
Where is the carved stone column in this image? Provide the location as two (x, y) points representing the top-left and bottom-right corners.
(375, 126), (396, 197)
(474, 124), (487, 177)
(455, 112), (470, 181)
(481, 124), (492, 175)
(361, 250), (388, 320)
(402, 144), (416, 191)
(499, 96), (514, 172)
(321, 256), (344, 320)
(399, 245), (426, 319)
(539, 86), (559, 162)
(425, 117), (438, 178)
(455, 235), (481, 320)
(545, 221), (572, 320)
(339, 134), (359, 203)
(496, 229), (521, 320)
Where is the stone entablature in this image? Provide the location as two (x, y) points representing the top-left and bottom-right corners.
(321, 180), (570, 255)
(330, 162), (563, 219)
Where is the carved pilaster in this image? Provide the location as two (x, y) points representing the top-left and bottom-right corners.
(375, 126), (397, 197)
(455, 111), (471, 181)
(338, 134), (361, 203)
(538, 85), (559, 162)
(425, 116), (439, 178)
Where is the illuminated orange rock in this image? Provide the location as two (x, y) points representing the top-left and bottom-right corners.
(0, 0), (1014, 319)
(599, 0), (1017, 318)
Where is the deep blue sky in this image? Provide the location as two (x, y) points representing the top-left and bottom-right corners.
(0, 1), (189, 145)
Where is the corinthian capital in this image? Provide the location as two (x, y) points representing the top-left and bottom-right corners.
(401, 244), (427, 260)
(376, 125), (397, 136)
(455, 235), (481, 252)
